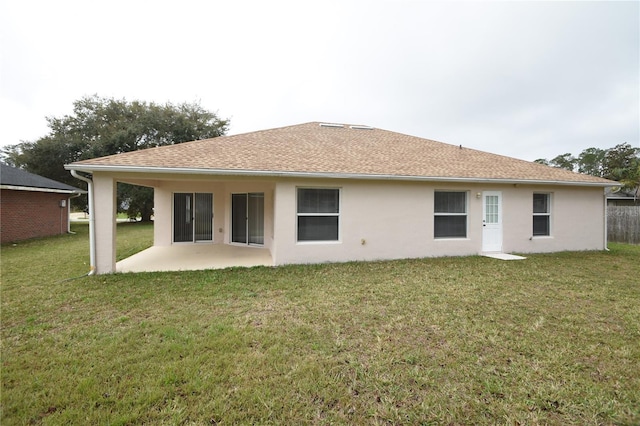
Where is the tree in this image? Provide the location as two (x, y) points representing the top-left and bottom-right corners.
(577, 147), (606, 177)
(535, 143), (640, 195)
(534, 158), (550, 166)
(2, 95), (229, 221)
(549, 153), (576, 171)
(602, 143), (640, 182)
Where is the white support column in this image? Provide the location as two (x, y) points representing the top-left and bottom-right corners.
(154, 186), (171, 246)
(93, 173), (117, 274)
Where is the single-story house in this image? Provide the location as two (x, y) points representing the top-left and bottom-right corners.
(64, 122), (618, 274)
(1, 163), (85, 243)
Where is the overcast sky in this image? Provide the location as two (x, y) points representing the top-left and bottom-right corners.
(1, 0), (638, 162)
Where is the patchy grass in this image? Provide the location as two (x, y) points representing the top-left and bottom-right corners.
(1, 224), (639, 425)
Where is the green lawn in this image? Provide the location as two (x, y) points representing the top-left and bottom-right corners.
(2, 223), (639, 425)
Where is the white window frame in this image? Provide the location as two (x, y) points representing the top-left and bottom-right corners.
(296, 187), (341, 244)
(533, 193), (552, 237)
(434, 191), (468, 239)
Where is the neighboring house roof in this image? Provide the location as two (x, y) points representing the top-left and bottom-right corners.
(66, 122), (617, 186)
(1, 163), (84, 194)
(605, 186), (639, 200)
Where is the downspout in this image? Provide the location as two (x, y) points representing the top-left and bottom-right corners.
(71, 170), (96, 275)
(604, 190), (609, 251)
(67, 192), (82, 234)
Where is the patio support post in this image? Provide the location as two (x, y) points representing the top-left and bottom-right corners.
(93, 174), (117, 274)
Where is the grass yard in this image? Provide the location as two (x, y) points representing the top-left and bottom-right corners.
(1, 223), (639, 425)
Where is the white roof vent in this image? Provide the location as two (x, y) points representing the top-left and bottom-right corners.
(319, 123), (345, 128)
(349, 125), (374, 130)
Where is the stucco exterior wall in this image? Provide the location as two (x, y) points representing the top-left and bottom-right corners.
(88, 171), (606, 273)
(272, 179), (606, 266)
(93, 174), (117, 274)
(502, 185), (606, 253)
(153, 180), (275, 250)
(0, 189), (71, 243)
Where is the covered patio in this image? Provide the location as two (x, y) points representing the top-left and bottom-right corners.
(116, 244), (273, 273)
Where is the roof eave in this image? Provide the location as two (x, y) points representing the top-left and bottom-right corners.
(64, 164), (620, 188)
(0, 184), (86, 194)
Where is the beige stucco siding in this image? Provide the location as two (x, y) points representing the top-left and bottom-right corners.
(272, 179), (606, 266)
(93, 173), (117, 273)
(90, 171), (606, 273)
(502, 185), (606, 253)
(273, 179), (478, 266)
(153, 180), (275, 250)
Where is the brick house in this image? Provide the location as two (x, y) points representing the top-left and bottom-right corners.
(1, 163), (84, 243)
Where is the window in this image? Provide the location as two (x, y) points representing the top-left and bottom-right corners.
(434, 191), (467, 238)
(533, 193), (551, 236)
(297, 188), (340, 242)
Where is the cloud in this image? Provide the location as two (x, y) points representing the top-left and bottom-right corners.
(1, 0), (638, 161)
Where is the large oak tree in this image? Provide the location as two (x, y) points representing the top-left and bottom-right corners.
(2, 95), (229, 221)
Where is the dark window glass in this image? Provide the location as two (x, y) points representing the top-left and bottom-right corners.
(297, 188), (339, 214)
(434, 191), (467, 238)
(232, 193), (247, 244)
(434, 216), (467, 238)
(298, 216), (339, 241)
(533, 193), (549, 213)
(533, 215), (550, 236)
(173, 193), (193, 242)
(434, 192), (466, 214)
(297, 188), (340, 242)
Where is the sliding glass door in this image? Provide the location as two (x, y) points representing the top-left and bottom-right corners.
(231, 194), (247, 244)
(173, 193), (213, 243)
(231, 193), (264, 245)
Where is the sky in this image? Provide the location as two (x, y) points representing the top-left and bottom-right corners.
(1, 0), (638, 162)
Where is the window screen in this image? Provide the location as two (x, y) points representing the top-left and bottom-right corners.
(297, 188), (339, 241)
(533, 193), (551, 236)
(434, 191), (467, 238)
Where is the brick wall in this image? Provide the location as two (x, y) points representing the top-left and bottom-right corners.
(1, 189), (71, 243)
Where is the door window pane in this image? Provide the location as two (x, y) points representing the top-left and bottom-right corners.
(232, 193), (265, 245)
(173, 193), (193, 242)
(485, 195), (499, 224)
(232, 194), (247, 244)
(248, 193), (264, 245)
(194, 193), (213, 241)
(174, 193), (213, 242)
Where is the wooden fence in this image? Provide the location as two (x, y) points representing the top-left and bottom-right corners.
(607, 206), (640, 244)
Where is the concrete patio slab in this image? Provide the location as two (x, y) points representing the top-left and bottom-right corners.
(482, 253), (527, 261)
(116, 244), (273, 273)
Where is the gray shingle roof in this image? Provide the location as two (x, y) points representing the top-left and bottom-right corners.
(1, 163), (83, 193)
(66, 122), (616, 186)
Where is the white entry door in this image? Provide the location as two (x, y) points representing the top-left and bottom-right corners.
(482, 191), (503, 252)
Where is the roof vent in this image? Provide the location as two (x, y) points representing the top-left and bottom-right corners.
(319, 123), (344, 128)
(349, 125), (374, 130)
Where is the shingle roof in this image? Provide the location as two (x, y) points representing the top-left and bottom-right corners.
(1, 163), (84, 193)
(66, 122), (615, 186)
